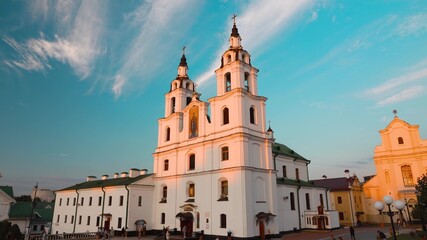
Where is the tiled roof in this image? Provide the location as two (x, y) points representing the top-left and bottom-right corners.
(312, 177), (354, 191)
(277, 177), (327, 189)
(9, 202), (54, 221)
(57, 173), (153, 191)
(0, 186), (14, 198)
(272, 143), (308, 161)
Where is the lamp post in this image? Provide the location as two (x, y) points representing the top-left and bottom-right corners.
(416, 191), (426, 231)
(374, 196), (405, 240)
(404, 198), (412, 224)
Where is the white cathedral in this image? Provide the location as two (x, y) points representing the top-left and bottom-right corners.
(52, 22), (339, 239)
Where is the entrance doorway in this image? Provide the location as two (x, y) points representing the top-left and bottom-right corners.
(176, 212), (193, 237)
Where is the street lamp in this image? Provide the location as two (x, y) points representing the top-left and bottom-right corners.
(416, 191), (427, 231)
(404, 198), (412, 224)
(374, 196), (406, 240)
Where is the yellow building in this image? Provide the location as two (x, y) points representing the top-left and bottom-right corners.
(314, 174), (365, 227)
(363, 115), (427, 223)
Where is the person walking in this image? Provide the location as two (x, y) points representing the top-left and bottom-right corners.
(349, 226), (356, 240)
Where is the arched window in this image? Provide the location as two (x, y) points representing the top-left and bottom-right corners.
(385, 171), (390, 184)
(223, 107), (229, 125)
(305, 193), (311, 210)
(244, 72), (250, 91)
(249, 107), (255, 124)
(165, 127), (170, 141)
(221, 180), (228, 199)
(161, 186), (167, 203)
(188, 183), (195, 198)
(220, 214), (227, 228)
(164, 160), (169, 171)
(320, 194), (324, 206)
(186, 82), (191, 89)
(242, 54), (246, 63)
(171, 97), (176, 114)
(401, 165), (414, 186)
(187, 97), (192, 106)
(173, 82), (178, 90)
(225, 73), (231, 92)
(296, 168), (300, 180)
(227, 54), (231, 63)
(221, 146), (229, 161)
(189, 154), (195, 170)
(161, 213), (165, 224)
(398, 137), (404, 144)
(290, 192), (295, 210)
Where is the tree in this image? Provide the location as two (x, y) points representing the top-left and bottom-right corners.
(413, 174), (427, 230)
(0, 220), (12, 240)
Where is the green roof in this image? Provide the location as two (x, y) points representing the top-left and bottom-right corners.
(58, 173), (153, 191)
(9, 202), (53, 221)
(0, 186), (14, 198)
(277, 177), (327, 189)
(272, 142), (308, 161)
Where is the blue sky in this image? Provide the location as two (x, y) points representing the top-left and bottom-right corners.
(1, 0), (427, 195)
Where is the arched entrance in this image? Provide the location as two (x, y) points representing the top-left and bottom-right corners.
(176, 212), (193, 237)
(255, 212), (276, 240)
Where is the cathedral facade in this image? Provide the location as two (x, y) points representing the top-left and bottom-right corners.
(151, 22), (338, 239)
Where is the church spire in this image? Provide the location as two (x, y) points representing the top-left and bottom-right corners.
(229, 14), (242, 49)
(179, 46), (188, 67)
(177, 46), (188, 77)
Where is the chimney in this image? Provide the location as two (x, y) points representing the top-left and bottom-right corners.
(114, 173), (119, 179)
(102, 175), (109, 180)
(87, 176), (97, 182)
(129, 168), (140, 178)
(140, 169), (148, 175)
(121, 172), (128, 178)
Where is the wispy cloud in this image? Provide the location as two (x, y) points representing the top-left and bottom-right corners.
(112, 0), (200, 98)
(395, 13), (427, 36)
(363, 60), (427, 106)
(3, 1), (105, 79)
(377, 85), (425, 106)
(195, 0), (315, 87)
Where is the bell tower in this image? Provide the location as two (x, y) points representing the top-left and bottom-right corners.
(215, 16), (259, 97)
(164, 48), (200, 117)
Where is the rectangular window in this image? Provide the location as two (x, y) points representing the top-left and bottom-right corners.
(161, 213), (165, 224)
(221, 147), (229, 161)
(119, 195), (124, 206)
(220, 214), (227, 228)
(89, 197), (92, 206)
(296, 168), (300, 180)
(64, 215), (67, 223)
(117, 217), (122, 229)
(189, 154), (195, 170)
(59, 198), (62, 206)
(290, 192), (295, 210)
(189, 183), (195, 198)
(96, 216), (100, 227)
(87, 216), (90, 225)
(282, 166), (287, 178)
(339, 212), (344, 220)
(57, 215), (60, 223)
(320, 194), (324, 206)
(98, 196), (102, 206)
(305, 193), (311, 210)
(108, 196), (112, 206)
(73, 198), (76, 206)
(138, 196), (142, 206)
(78, 215), (82, 225)
(337, 196), (342, 204)
(164, 160), (169, 171)
(33, 225), (37, 231)
(71, 216), (74, 224)
(81, 197), (84, 206)
(67, 198), (69, 206)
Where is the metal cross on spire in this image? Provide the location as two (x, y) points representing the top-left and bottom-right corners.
(182, 46), (186, 55)
(393, 109), (398, 117)
(232, 14), (237, 24)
